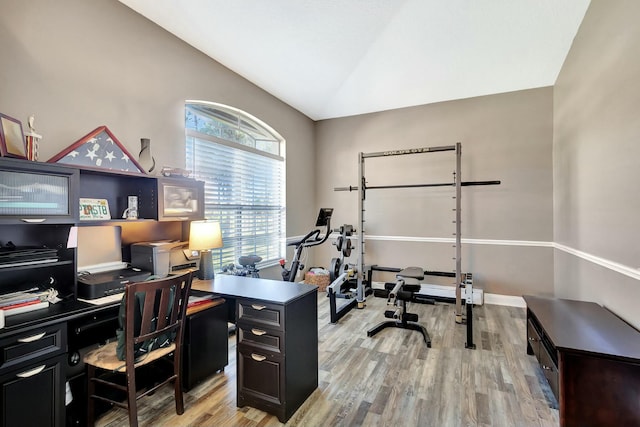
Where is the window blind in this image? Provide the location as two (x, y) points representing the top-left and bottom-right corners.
(185, 117), (285, 272)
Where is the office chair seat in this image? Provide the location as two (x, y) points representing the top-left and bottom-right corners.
(84, 341), (176, 371)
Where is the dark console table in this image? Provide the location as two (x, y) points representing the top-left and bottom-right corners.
(523, 295), (640, 427)
(193, 275), (318, 423)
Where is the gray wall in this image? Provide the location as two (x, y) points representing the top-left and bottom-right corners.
(3, 1), (638, 318)
(315, 88), (555, 297)
(0, 0), (316, 279)
(553, 0), (640, 328)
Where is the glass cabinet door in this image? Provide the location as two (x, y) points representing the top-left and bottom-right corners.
(0, 158), (78, 224)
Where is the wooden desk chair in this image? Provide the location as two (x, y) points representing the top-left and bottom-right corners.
(83, 271), (193, 427)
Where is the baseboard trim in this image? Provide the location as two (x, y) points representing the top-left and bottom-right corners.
(484, 293), (526, 307)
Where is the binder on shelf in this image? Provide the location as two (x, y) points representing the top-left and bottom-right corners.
(3, 301), (50, 317)
(187, 295), (214, 308)
(0, 294), (41, 308)
(0, 299), (43, 310)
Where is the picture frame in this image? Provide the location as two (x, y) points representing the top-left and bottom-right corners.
(0, 113), (27, 159)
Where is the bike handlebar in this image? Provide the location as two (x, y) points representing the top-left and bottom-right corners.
(287, 220), (331, 249)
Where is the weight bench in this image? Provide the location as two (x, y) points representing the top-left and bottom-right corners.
(366, 267), (431, 347)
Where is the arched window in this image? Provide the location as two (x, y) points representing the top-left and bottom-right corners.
(185, 101), (285, 272)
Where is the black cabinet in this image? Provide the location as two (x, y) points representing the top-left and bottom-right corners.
(191, 275), (319, 424)
(0, 159), (78, 299)
(235, 289), (318, 423)
(0, 354), (66, 427)
(183, 299), (229, 390)
(0, 223), (76, 298)
(0, 158), (207, 426)
(0, 323), (67, 427)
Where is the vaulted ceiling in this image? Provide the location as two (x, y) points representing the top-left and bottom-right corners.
(119, 0), (591, 120)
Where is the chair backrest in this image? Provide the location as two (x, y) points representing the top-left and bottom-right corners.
(122, 271), (193, 362)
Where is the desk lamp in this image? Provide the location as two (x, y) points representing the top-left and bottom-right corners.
(189, 220), (223, 280)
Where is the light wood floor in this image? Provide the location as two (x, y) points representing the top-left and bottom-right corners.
(96, 293), (559, 427)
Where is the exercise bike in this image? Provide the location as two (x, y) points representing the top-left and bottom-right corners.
(280, 208), (333, 282)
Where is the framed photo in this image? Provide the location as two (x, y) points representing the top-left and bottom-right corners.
(0, 113), (27, 159)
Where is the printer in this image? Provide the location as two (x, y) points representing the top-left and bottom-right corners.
(131, 241), (200, 277)
(77, 225), (153, 300)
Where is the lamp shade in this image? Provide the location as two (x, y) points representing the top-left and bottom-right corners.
(189, 221), (223, 250)
(189, 221), (222, 280)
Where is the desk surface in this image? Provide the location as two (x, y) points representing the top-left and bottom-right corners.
(524, 295), (640, 360)
(192, 275), (317, 304)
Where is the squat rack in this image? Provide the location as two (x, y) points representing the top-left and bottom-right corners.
(334, 142), (500, 348)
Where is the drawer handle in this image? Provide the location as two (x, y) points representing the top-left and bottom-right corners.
(541, 365), (553, 371)
(251, 353), (267, 362)
(251, 304), (266, 311)
(18, 332), (47, 343)
(16, 365), (46, 378)
(528, 337), (538, 342)
(251, 328), (267, 336)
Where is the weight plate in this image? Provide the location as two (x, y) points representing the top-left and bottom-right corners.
(342, 239), (352, 257)
(330, 257), (342, 282)
(335, 236), (344, 252)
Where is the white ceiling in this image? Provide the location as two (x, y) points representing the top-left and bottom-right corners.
(119, 0), (591, 121)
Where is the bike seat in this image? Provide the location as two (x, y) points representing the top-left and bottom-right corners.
(239, 254), (262, 267)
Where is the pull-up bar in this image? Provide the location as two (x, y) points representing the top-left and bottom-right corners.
(362, 145), (456, 158)
(334, 180), (501, 192)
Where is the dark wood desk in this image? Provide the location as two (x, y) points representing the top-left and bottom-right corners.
(193, 275), (318, 423)
(524, 295), (640, 427)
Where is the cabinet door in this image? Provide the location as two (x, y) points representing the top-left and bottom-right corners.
(0, 354), (65, 427)
(156, 178), (204, 221)
(183, 302), (228, 390)
(0, 158), (78, 224)
(237, 345), (284, 407)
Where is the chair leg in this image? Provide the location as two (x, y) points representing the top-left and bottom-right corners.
(87, 365), (96, 427)
(126, 369), (139, 427)
(174, 359), (185, 415)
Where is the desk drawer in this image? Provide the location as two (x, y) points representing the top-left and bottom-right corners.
(237, 300), (283, 331)
(527, 319), (542, 359)
(539, 343), (559, 399)
(0, 324), (67, 374)
(237, 323), (283, 355)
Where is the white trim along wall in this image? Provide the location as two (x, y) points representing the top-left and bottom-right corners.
(289, 233), (640, 307)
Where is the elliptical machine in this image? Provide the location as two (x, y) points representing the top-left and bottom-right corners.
(280, 208), (333, 282)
